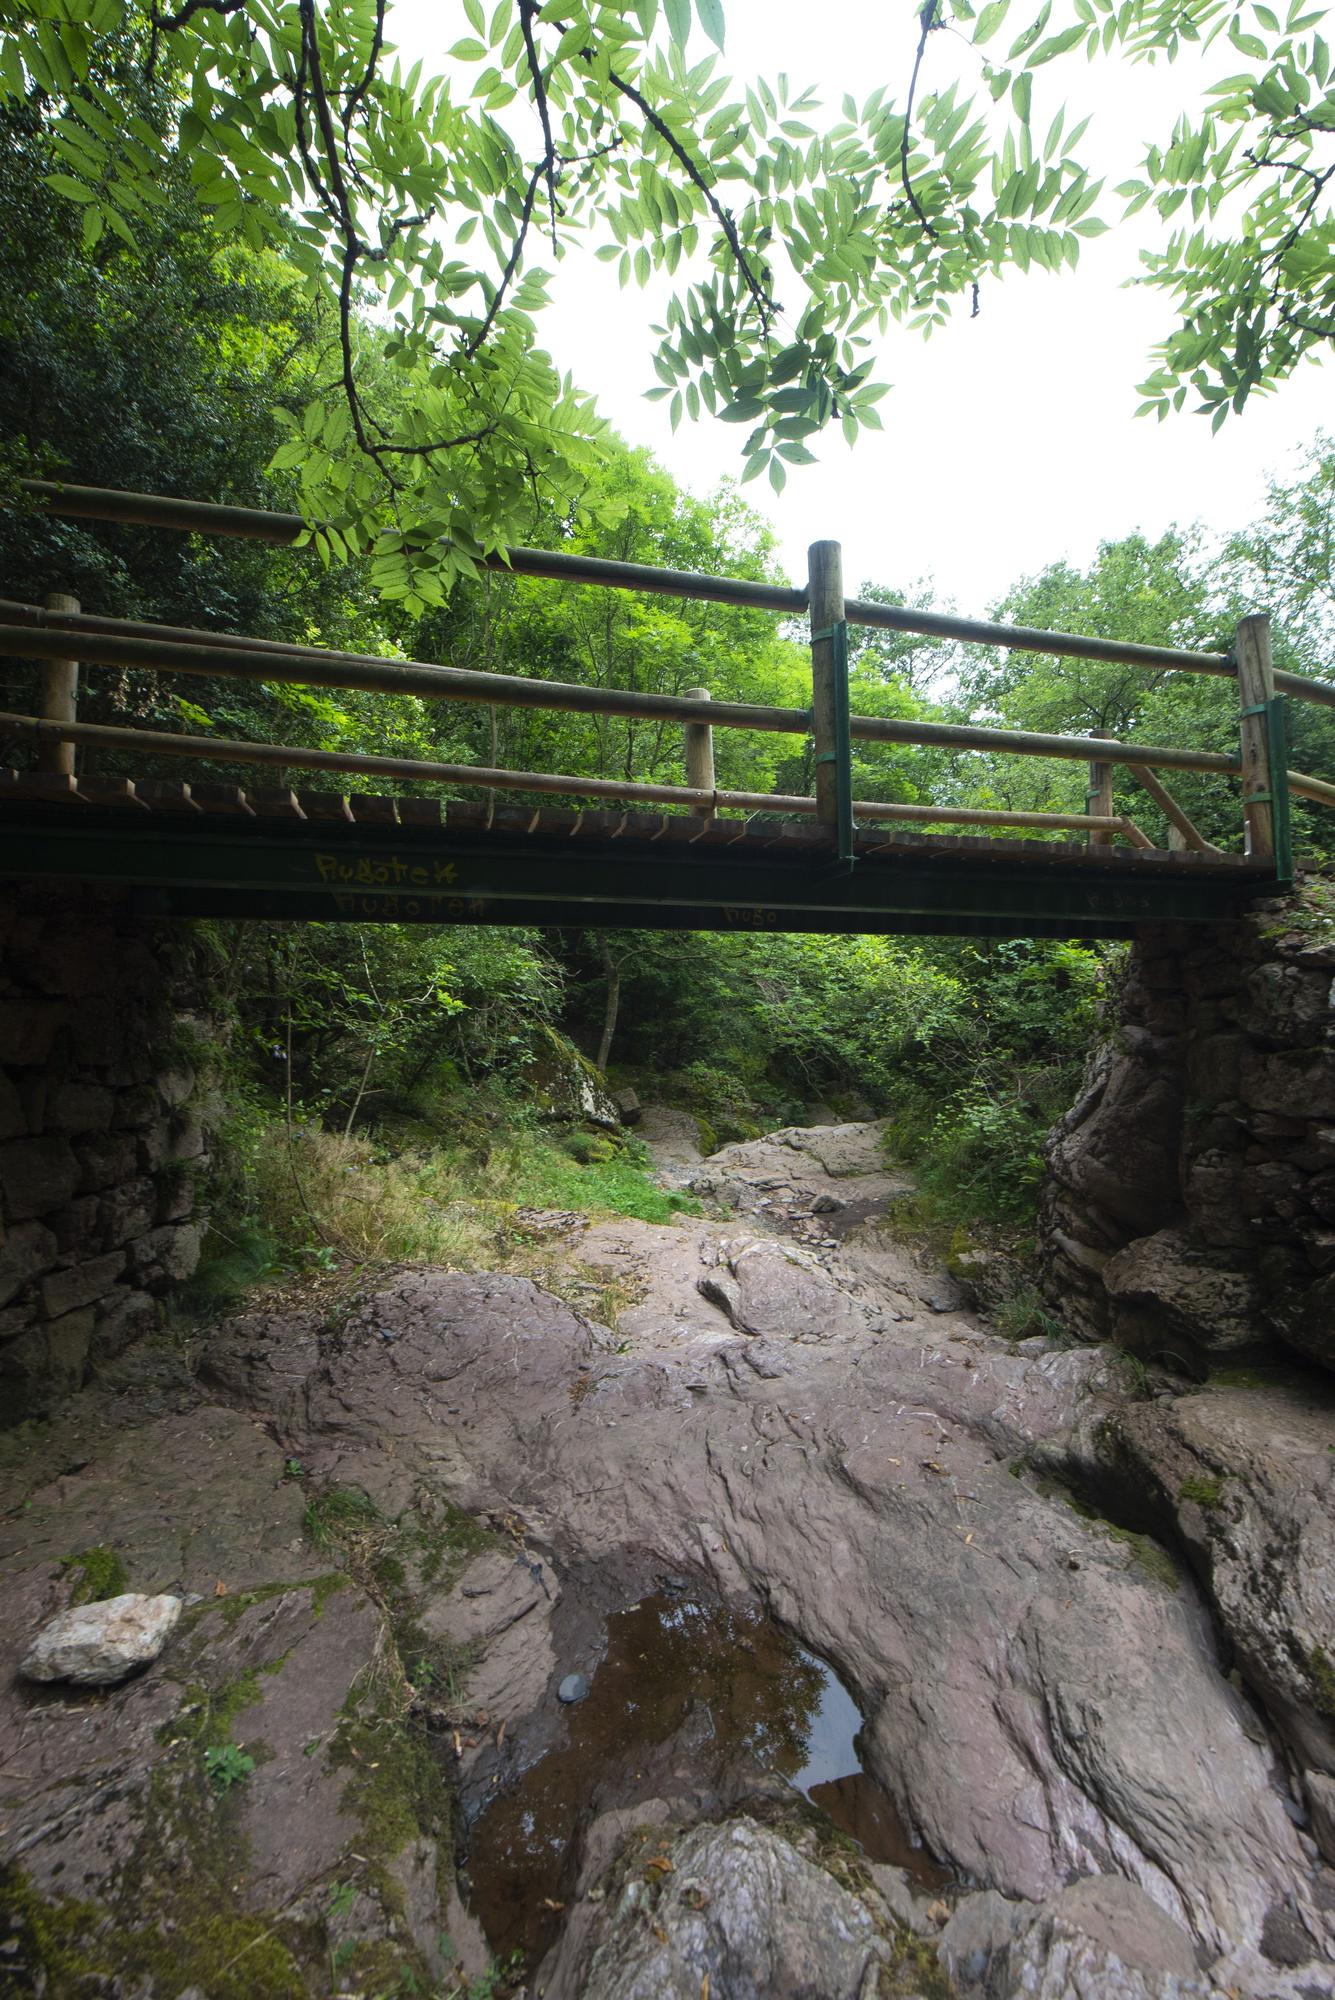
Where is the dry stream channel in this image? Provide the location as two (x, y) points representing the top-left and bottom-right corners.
(3, 1113), (1332, 1999)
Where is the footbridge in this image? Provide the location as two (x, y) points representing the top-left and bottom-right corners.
(2, 481), (1332, 938)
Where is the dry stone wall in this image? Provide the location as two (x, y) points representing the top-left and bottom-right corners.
(1040, 881), (1335, 1373)
(0, 886), (212, 1422)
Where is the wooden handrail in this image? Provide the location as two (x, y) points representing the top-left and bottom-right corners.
(24, 478), (1332, 688)
(0, 612), (1245, 777)
(1291, 768), (1335, 809)
(0, 710), (1158, 840)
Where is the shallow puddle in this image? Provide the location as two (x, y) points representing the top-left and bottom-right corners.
(464, 1589), (946, 1970)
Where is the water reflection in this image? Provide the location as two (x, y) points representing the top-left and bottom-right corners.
(465, 1591), (944, 1969)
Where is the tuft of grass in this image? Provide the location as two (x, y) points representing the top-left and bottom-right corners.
(216, 1115), (699, 1290)
(1178, 1473), (1224, 1510)
(304, 1485), (383, 1553)
(1106, 1525), (1180, 1592)
(990, 1281), (1068, 1344)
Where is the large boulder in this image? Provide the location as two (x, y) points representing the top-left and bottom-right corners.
(531, 1026), (621, 1129)
(941, 1876), (1213, 1999)
(205, 1267), (1330, 1971)
(1096, 1379), (1335, 1849)
(1101, 1228), (1266, 1365)
(537, 1816), (901, 2000)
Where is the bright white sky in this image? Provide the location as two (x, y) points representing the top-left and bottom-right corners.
(392, 0), (1330, 610)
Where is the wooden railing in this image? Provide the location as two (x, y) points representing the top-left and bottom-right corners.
(3, 478), (1334, 879)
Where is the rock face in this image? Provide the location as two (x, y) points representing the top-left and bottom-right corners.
(21, 1591), (182, 1685)
(539, 1816), (899, 2000)
(1083, 1378), (1335, 1861)
(0, 886), (214, 1424)
(202, 1189), (1333, 1985)
(3, 1121), (1332, 1997)
(1041, 888), (1335, 1372)
(939, 1876), (1218, 2000)
(0, 1369), (463, 1997)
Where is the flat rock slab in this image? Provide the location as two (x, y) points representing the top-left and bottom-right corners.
(636, 1104), (706, 1171)
(207, 1268), (1331, 1975)
(0, 1400), (311, 1606)
(689, 1121), (906, 1211)
(3, 1118), (1332, 1995)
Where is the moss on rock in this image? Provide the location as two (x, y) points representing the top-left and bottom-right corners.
(2, 1867), (308, 1999)
(58, 1544), (128, 1603)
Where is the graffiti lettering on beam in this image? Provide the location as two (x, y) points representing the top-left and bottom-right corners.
(724, 907), (781, 928)
(315, 853), (460, 889)
(331, 891), (488, 921)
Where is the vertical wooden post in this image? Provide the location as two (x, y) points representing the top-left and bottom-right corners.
(683, 686), (714, 818)
(1235, 613), (1275, 864)
(1168, 823), (1188, 853)
(37, 591), (79, 776)
(1086, 728), (1115, 848)
(808, 540), (844, 830)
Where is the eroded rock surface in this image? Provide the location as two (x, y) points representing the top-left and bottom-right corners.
(3, 1121), (1332, 1998)
(1093, 1378), (1335, 1855)
(539, 1816), (901, 2000)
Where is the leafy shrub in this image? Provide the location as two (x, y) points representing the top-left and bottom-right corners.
(204, 1743), (255, 1794)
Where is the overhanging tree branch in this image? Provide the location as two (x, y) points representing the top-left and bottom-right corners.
(901, 0), (940, 240)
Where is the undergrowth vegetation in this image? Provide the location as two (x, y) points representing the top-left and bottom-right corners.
(185, 911), (1110, 1315)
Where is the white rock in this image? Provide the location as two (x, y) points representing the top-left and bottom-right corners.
(21, 1592), (182, 1685)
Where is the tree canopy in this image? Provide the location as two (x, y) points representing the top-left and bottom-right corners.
(4, 0), (1332, 602)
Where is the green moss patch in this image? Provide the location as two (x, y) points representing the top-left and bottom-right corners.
(1, 1868), (307, 2000)
(1308, 1644), (1335, 1720)
(58, 1545), (128, 1603)
(1178, 1474), (1224, 1510)
(1105, 1526), (1180, 1592)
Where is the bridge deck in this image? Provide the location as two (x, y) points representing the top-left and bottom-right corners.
(0, 771), (1274, 938)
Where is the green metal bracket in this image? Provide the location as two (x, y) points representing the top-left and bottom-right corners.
(1238, 696), (1292, 885)
(812, 620), (855, 867)
(1267, 694), (1293, 887)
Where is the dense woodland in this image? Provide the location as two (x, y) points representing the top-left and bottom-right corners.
(3, 18), (1335, 1309)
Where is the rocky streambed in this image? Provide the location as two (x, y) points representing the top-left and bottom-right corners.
(2, 1119), (1333, 1998)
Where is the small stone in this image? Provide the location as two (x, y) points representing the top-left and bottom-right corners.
(21, 1593), (182, 1686)
(557, 1672), (589, 1704)
(40, 1249), (126, 1319)
(47, 1083), (116, 1135)
(76, 1131), (138, 1193)
(0, 1137), (80, 1220)
(0, 1220), (57, 1308)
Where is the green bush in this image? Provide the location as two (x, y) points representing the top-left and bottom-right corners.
(559, 1130), (618, 1165)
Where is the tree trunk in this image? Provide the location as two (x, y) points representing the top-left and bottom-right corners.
(596, 936), (621, 1073)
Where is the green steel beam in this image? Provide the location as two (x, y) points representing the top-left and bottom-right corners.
(118, 884), (1190, 940)
(0, 810), (1269, 935)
